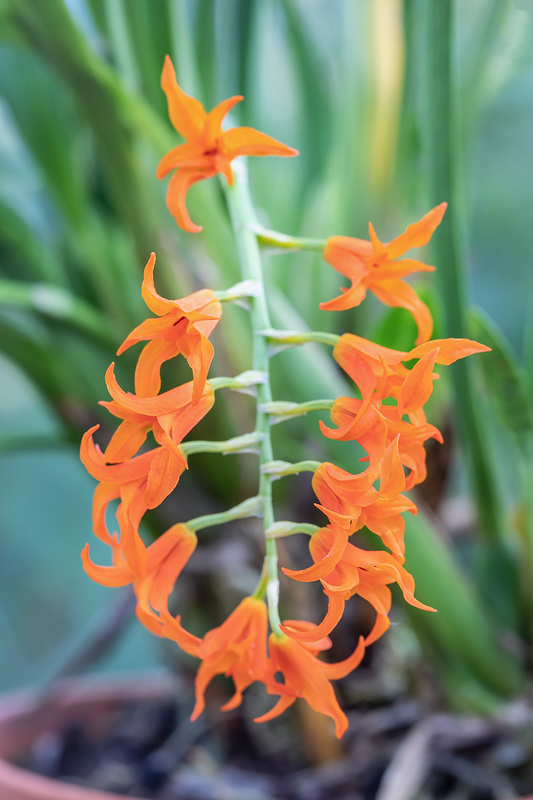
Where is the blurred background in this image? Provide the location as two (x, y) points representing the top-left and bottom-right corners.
(1, 0), (533, 797)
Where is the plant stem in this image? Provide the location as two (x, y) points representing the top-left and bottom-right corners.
(266, 521), (320, 539)
(259, 399), (335, 420)
(250, 224), (326, 252)
(425, 0), (504, 549)
(187, 496), (264, 533)
(259, 328), (340, 348)
(180, 431), (264, 457)
(223, 161), (284, 636)
(261, 460), (321, 478)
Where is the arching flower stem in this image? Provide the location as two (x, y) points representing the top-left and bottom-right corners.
(260, 460), (321, 479)
(259, 328), (340, 349)
(259, 399), (335, 421)
(186, 496), (264, 533)
(223, 159), (285, 637)
(249, 224), (327, 253)
(266, 521), (320, 539)
(181, 431), (265, 457)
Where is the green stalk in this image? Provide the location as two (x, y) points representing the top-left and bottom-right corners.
(223, 161), (283, 635)
(425, 3), (504, 548)
(187, 496), (264, 533)
(266, 521), (319, 539)
(259, 329), (340, 348)
(251, 224), (326, 252)
(181, 431), (265, 457)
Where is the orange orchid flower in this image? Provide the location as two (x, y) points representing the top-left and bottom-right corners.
(80, 426), (186, 575)
(320, 393), (443, 490)
(156, 56), (299, 233)
(321, 203), (447, 344)
(117, 253), (222, 401)
(101, 364), (214, 469)
(333, 334), (490, 403)
(190, 597), (292, 721)
(281, 528), (434, 646)
(255, 633), (366, 739)
(82, 523), (197, 632)
(312, 438), (417, 560)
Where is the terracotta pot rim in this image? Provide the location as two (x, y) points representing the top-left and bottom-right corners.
(0, 670), (179, 800)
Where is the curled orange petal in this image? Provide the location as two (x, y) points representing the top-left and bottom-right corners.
(371, 278), (433, 345)
(166, 168), (212, 233)
(81, 544), (133, 587)
(280, 593), (345, 642)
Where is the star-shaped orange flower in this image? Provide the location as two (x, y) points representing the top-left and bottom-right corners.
(333, 334), (490, 403)
(156, 56), (299, 232)
(281, 528), (434, 646)
(321, 395), (443, 490)
(82, 523), (197, 634)
(117, 253), (222, 402)
(101, 364), (214, 469)
(255, 633), (366, 739)
(190, 597), (292, 721)
(321, 204), (447, 344)
(312, 438), (417, 560)
(80, 426), (186, 575)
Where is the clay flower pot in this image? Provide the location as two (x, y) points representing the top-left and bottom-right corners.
(0, 673), (177, 800)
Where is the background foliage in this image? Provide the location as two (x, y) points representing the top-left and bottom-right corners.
(0, 0), (532, 719)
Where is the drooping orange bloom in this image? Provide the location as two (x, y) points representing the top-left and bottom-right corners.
(190, 597), (292, 721)
(325, 396), (443, 489)
(80, 426), (186, 575)
(325, 335), (489, 489)
(156, 56), (299, 232)
(281, 528), (434, 645)
(101, 364), (214, 469)
(82, 523), (197, 631)
(312, 438), (417, 560)
(333, 334), (490, 403)
(321, 204), (447, 344)
(117, 253), (222, 401)
(255, 633), (366, 739)
(320, 369), (444, 489)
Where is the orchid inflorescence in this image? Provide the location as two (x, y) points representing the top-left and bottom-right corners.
(81, 56), (489, 739)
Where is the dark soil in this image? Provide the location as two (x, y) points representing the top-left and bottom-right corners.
(20, 676), (533, 800)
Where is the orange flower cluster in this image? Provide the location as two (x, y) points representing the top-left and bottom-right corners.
(80, 254), (367, 737)
(276, 209), (489, 690)
(80, 59), (490, 740)
(80, 252), (221, 634)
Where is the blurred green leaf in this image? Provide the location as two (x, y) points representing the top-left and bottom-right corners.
(3, 0), (154, 256)
(0, 278), (113, 345)
(470, 306), (533, 453)
(0, 44), (86, 228)
(404, 509), (523, 696)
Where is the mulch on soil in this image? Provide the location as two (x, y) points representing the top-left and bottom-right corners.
(21, 678), (533, 800)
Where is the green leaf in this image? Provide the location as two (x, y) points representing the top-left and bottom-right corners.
(469, 306), (533, 451)
(0, 278), (114, 346)
(404, 510), (523, 696)
(0, 44), (87, 229)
